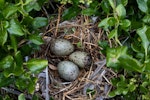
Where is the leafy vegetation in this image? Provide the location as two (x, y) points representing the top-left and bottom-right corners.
(0, 0), (48, 99)
(57, 0), (150, 99)
(1, 0), (150, 99)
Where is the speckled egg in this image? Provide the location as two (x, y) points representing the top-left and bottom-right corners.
(50, 39), (74, 56)
(69, 51), (92, 68)
(57, 61), (79, 81)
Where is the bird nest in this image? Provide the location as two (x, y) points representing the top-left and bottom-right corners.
(36, 6), (117, 100)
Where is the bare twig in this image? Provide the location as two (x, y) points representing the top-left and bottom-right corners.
(90, 59), (106, 79)
(49, 0), (55, 11)
(55, 5), (63, 37)
(45, 67), (50, 100)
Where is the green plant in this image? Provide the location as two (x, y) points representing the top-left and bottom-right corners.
(56, 0), (93, 5)
(58, 0), (100, 20)
(0, 0), (48, 99)
(98, 0), (150, 99)
(57, 0), (150, 99)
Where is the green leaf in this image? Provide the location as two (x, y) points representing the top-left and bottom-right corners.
(114, 88), (125, 95)
(98, 17), (110, 29)
(101, 0), (110, 13)
(118, 55), (142, 72)
(2, 4), (18, 19)
(137, 26), (149, 58)
(26, 59), (48, 74)
(106, 46), (127, 69)
(17, 6), (28, 16)
(140, 85), (149, 93)
(120, 19), (131, 31)
(117, 81), (127, 88)
(145, 59), (150, 70)
(62, 6), (81, 20)
(32, 94), (40, 100)
(122, 89), (128, 95)
(131, 20), (143, 30)
(90, 1), (99, 8)
(3, 52), (23, 77)
(108, 0), (115, 9)
(142, 81), (149, 87)
(0, 55), (14, 69)
(108, 28), (118, 39)
(16, 74), (30, 89)
(3, 21), (9, 28)
(14, 51), (24, 76)
(135, 53), (145, 60)
(0, 73), (14, 87)
(24, 2), (41, 12)
(37, 0), (49, 6)
(14, 51), (23, 68)
(128, 84), (137, 92)
(119, 75), (126, 82)
(28, 78), (37, 94)
(77, 42), (82, 48)
(72, 0), (80, 5)
(4, 64), (15, 77)
(108, 17), (117, 26)
(131, 42), (141, 53)
(21, 16), (33, 27)
(98, 40), (108, 54)
(142, 15), (150, 24)
(32, 17), (48, 29)
(29, 34), (44, 45)
(20, 44), (32, 56)
(0, 0), (4, 9)
(99, 17), (117, 30)
(116, 4), (126, 19)
(122, 0), (128, 6)
(111, 78), (120, 86)
(81, 8), (97, 16)
(18, 93), (25, 100)
(86, 89), (96, 96)
(145, 27), (150, 41)
(0, 25), (7, 46)
(24, 0), (33, 5)
(16, 73), (38, 94)
(98, 41), (108, 49)
(108, 91), (116, 98)
(0, 13), (4, 20)
(116, 0), (128, 6)
(10, 35), (17, 52)
(148, 0), (150, 10)
(7, 19), (24, 36)
(120, 19), (131, 28)
(136, 0), (148, 13)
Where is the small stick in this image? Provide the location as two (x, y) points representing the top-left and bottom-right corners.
(55, 5), (63, 37)
(45, 67), (50, 100)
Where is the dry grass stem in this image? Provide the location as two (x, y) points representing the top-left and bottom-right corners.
(37, 12), (117, 99)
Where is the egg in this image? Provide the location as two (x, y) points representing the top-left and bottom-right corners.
(57, 61), (79, 81)
(69, 51), (92, 68)
(50, 39), (74, 56)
